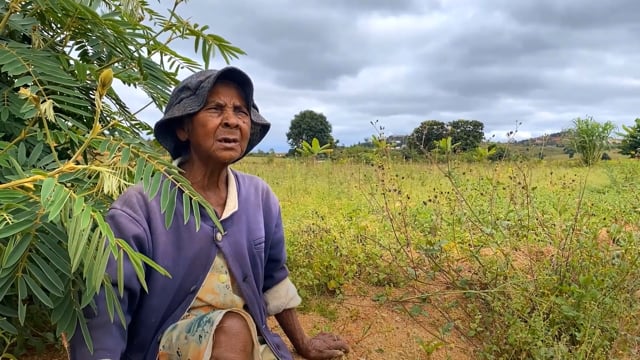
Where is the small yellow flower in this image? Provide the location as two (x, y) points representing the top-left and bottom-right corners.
(97, 68), (114, 99)
(18, 87), (39, 105)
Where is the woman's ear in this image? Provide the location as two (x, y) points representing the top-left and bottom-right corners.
(176, 119), (190, 141)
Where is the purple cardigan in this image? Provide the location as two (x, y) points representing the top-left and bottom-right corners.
(70, 170), (293, 360)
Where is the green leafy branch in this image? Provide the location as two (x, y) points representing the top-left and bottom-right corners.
(296, 138), (333, 160)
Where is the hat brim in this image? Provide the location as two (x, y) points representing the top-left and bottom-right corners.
(245, 105), (271, 159)
(153, 67), (270, 160)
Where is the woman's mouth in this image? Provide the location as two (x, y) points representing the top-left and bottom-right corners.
(218, 137), (239, 144)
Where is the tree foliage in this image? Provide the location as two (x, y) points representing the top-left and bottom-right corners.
(449, 119), (484, 152)
(566, 116), (615, 166)
(0, 0), (243, 355)
(407, 119), (485, 154)
(618, 118), (640, 158)
(407, 120), (448, 152)
(286, 110), (333, 152)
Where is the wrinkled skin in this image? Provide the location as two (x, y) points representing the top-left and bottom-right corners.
(297, 332), (351, 359)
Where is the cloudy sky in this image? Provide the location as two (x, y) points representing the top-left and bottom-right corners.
(127, 0), (640, 152)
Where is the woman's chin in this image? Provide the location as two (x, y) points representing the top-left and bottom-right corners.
(214, 151), (244, 164)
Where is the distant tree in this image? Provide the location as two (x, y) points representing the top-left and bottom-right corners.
(286, 110), (333, 151)
(449, 119), (485, 152)
(407, 120), (448, 152)
(566, 116), (615, 166)
(618, 118), (640, 158)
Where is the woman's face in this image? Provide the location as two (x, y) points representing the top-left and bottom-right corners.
(177, 81), (251, 167)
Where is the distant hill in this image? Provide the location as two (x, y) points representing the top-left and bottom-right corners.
(514, 131), (569, 146)
(513, 131), (622, 146)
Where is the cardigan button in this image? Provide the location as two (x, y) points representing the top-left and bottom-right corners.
(215, 232), (223, 242)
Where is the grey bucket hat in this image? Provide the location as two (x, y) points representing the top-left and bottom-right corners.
(153, 66), (271, 160)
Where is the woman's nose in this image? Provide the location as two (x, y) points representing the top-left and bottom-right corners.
(221, 109), (239, 127)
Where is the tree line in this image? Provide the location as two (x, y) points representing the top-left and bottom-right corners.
(285, 110), (640, 165)
(285, 110), (484, 154)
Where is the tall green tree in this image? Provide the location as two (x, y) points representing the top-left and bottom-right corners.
(0, 0), (242, 355)
(286, 110), (333, 152)
(566, 116), (615, 166)
(618, 118), (640, 158)
(407, 120), (448, 152)
(448, 119), (484, 152)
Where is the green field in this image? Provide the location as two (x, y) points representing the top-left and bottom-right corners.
(236, 155), (640, 359)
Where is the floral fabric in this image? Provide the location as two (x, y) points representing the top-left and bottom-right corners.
(157, 254), (276, 360)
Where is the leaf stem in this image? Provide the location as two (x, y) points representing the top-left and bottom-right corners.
(0, 162), (85, 190)
(69, 91), (105, 164)
(0, 0), (21, 35)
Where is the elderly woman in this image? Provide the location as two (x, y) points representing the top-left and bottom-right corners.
(70, 67), (350, 359)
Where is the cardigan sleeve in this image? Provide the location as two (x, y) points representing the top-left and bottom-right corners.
(69, 189), (151, 359)
(263, 277), (302, 315)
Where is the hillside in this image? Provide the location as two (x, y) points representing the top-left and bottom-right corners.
(514, 131), (569, 146)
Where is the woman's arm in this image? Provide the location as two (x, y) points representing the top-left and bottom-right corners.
(69, 193), (150, 359)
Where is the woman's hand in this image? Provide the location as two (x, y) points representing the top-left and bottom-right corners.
(275, 308), (351, 359)
(296, 332), (351, 360)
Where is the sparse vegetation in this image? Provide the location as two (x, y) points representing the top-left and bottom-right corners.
(238, 150), (640, 359)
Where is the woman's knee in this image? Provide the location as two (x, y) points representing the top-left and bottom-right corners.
(217, 312), (250, 332)
(214, 312), (253, 344)
(211, 312), (253, 359)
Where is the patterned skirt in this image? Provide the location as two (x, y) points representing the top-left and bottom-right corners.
(157, 307), (277, 360)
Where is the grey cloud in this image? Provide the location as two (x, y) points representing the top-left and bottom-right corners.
(138, 0), (640, 150)
(501, 0), (640, 29)
(327, 0), (422, 13)
(177, 1), (377, 89)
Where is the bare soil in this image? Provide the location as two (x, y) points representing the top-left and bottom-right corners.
(282, 284), (473, 360)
